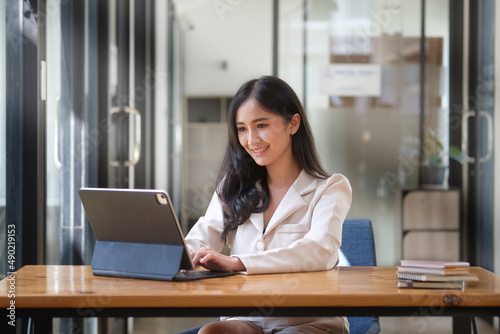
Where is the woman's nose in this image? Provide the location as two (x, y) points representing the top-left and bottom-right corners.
(247, 129), (260, 145)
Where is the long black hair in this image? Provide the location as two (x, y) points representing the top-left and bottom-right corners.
(216, 75), (329, 242)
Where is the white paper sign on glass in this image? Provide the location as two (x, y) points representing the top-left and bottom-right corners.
(320, 64), (382, 97)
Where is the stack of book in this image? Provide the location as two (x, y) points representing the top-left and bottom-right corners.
(397, 260), (479, 289)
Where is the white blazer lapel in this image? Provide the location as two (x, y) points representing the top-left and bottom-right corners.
(249, 212), (264, 234)
(263, 170), (318, 236)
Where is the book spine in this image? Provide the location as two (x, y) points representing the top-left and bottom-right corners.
(397, 272), (425, 281)
(397, 279), (464, 289)
(397, 266), (444, 275)
(400, 260), (470, 268)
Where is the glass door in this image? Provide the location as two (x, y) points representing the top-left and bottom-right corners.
(464, 0), (495, 271)
(44, 0), (156, 332)
(46, 0), (93, 267)
(45, 0), (156, 262)
(107, 0), (156, 190)
(44, 0), (97, 332)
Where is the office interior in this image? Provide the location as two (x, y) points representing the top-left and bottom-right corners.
(1, 0), (499, 333)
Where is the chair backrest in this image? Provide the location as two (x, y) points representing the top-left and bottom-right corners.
(340, 219), (377, 266)
(340, 219), (381, 334)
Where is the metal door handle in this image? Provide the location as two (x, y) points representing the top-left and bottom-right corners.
(109, 106), (141, 167)
(462, 110), (493, 164)
(478, 110), (493, 163)
(461, 110), (476, 163)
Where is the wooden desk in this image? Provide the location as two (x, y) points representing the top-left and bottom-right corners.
(1, 266), (499, 333)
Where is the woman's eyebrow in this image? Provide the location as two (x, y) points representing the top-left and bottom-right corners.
(236, 117), (270, 125)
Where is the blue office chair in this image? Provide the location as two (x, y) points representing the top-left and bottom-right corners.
(340, 218), (381, 334)
(176, 219), (381, 334)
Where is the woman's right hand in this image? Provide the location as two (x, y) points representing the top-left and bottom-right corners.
(191, 247), (246, 272)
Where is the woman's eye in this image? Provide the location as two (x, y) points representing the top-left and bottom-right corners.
(257, 123), (267, 128)
(237, 127), (246, 132)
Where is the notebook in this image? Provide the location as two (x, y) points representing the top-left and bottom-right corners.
(79, 187), (236, 281)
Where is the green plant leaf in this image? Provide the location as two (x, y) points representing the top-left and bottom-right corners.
(449, 145), (465, 164)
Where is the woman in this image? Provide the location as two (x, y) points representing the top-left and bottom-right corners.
(185, 75), (352, 334)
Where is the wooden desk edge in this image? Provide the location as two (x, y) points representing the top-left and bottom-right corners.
(1, 265), (499, 310)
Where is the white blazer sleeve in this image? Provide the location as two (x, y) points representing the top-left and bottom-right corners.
(237, 174), (352, 274)
(184, 192), (226, 254)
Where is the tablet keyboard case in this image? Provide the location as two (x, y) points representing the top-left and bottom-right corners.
(91, 240), (185, 281)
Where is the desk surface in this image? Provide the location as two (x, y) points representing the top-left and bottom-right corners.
(1, 266), (499, 311)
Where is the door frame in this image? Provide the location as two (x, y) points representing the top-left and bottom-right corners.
(449, 0), (495, 270)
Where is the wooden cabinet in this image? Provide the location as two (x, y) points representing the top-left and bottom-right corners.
(400, 188), (461, 261)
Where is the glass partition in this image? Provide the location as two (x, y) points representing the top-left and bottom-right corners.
(45, 1), (97, 332)
(279, 0), (450, 265)
(45, 0), (93, 267)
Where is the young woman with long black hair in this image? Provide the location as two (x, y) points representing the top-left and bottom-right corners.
(185, 75), (352, 334)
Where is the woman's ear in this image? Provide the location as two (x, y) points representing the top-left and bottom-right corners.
(290, 113), (301, 135)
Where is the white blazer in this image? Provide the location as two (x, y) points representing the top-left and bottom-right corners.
(185, 170), (352, 275)
(185, 170), (352, 331)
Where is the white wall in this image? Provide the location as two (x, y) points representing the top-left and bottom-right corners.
(181, 0), (273, 96)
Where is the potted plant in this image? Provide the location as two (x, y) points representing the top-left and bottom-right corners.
(421, 127), (464, 187)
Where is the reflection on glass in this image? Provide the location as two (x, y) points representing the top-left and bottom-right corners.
(279, 0), (449, 265)
(46, 0), (62, 265)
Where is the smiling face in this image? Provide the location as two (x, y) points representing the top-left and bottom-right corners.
(236, 98), (300, 170)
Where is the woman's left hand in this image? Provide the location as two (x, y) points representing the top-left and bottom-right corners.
(191, 247), (246, 272)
